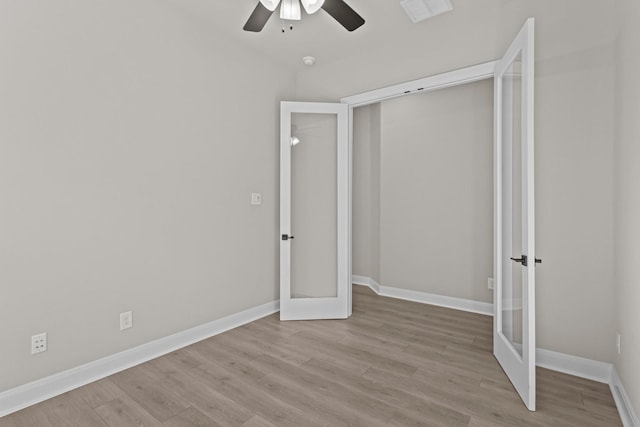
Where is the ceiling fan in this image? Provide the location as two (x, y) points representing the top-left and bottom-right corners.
(243, 0), (365, 32)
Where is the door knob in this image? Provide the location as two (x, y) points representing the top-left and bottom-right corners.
(281, 234), (295, 241)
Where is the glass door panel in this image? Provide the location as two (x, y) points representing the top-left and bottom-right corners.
(501, 53), (523, 358)
(291, 113), (338, 299)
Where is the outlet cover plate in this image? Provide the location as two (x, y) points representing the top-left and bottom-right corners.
(120, 311), (133, 331)
(31, 332), (47, 355)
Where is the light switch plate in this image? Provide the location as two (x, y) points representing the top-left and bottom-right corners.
(251, 193), (262, 205)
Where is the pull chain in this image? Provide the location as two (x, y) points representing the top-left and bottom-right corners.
(281, 19), (293, 33)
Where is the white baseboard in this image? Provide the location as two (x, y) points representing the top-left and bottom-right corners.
(0, 300), (280, 418)
(610, 367), (640, 427)
(352, 276), (492, 316)
(352, 275), (380, 293)
(379, 285), (493, 316)
(536, 348), (612, 384)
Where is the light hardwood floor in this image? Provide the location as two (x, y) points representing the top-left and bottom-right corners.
(1, 286), (622, 426)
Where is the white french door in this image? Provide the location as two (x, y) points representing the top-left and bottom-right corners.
(494, 18), (537, 411)
(280, 101), (350, 321)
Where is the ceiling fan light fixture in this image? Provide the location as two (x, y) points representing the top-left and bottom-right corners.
(280, 0), (302, 20)
(300, 0), (325, 14)
(244, 0), (364, 33)
(259, 0), (281, 12)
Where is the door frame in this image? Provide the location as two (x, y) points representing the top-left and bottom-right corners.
(340, 60), (498, 316)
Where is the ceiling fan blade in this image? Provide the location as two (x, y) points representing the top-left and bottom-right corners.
(243, 2), (274, 32)
(321, 0), (365, 31)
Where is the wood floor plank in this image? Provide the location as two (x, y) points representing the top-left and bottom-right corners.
(292, 330), (419, 377)
(148, 348), (208, 375)
(69, 378), (124, 409)
(366, 365), (548, 427)
(187, 359), (328, 427)
(189, 338), (269, 382)
(162, 406), (221, 427)
(159, 367), (255, 427)
(0, 406), (53, 427)
(387, 403), (470, 427)
(223, 326), (313, 367)
(249, 354), (392, 426)
(256, 372), (385, 427)
(302, 357), (469, 426)
(109, 363), (191, 422)
(37, 393), (110, 427)
(240, 415), (278, 427)
(94, 395), (163, 427)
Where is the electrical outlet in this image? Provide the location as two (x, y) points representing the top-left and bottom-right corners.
(31, 332), (47, 355)
(616, 331), (621, 355)
(120, 311), (133, 331)
(488, 278), (494, 290)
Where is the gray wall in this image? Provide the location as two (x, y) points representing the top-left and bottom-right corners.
(304, 1), (616, 363)
(352, 104), (381, 284)
(379, 81), (493, 303)
(0, 0), (293, 391)
(614, 0), (640, 415)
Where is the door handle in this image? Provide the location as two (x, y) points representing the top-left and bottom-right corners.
(281, 234), (295, 241)
(510, 256), (527, 266)
(510, 255), (542, 267)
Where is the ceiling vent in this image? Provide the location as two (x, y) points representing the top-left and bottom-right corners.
(400, 0), (453, 23)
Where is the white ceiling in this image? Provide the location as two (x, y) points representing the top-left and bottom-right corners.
(164, 0), (457, 71)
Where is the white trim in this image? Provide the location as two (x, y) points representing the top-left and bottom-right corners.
(352, 275), (380, 293)
(379, 285), (493, 316)
(352, 277), (492, 316)
(611, 367), (640, 427)
(348, 105), (354, 318)
(0, 300), (280, 418)
(340, 61), (498, 108)
(535, 348), (612, 384)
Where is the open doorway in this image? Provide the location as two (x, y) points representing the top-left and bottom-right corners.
(351, 79), (494, 307)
